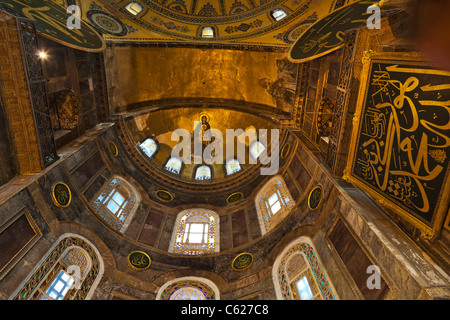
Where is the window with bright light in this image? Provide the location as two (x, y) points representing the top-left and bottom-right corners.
(40, 270), (74, 300)
(165, 157), (183, 174)
(201, 26), (215, 38)
(271, 9), (287, 21)
(92, 177), (139, 232)
(125, 2), (143, 15)
(139, 138), (157, 158)
(170, 209), (219, 255)
(250, 141), (266, 160)
(195, 165), (211, 180)
(225, 159), (241, 175)
(256, 176), (294, 234)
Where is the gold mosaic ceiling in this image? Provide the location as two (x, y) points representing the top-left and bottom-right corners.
(79, 0), (349, 47)
(124, 107), (277, 182)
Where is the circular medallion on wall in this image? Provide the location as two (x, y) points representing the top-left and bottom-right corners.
(280, 143), (291, 159)
(227, 192), (243, 204)
(232, 252), (253, 272)
(52, 182), (72, 208)
(308, 185), (323, 211)
(127, 251), (151, 271)
(108, 141), (118, 157)
(156, 190), (174, 202)
(86, 9), (128, 37)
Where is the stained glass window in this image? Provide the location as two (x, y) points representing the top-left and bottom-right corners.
(273, 238), (337, 300)
(15, 237), (101, 301)
(139, 138), (157, 158)
(256, 176), (294, 234)
(271, 9), (287, 21)
(225, 159), (241, 175)
(158, 278), (218, 300)
(125, 2), (143, 15)
(92, 177), (138, 232)
(170, 209), (219, 255)
(195, 165), (211, 180)
(165, 157), (182, 174)
(250, 141), (266, 160)
(170, 287), (206, 300)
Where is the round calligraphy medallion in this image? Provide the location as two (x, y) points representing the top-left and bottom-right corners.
(308, 185), (323, 211)
(86, 9), (128, 37)
(156, 190), (173, 202)
(52, 182), (72, 208)
(280, 143), (291, 159)
(127, 251), (151, 271)
(232, 252), (253, 272)
(227, 192), (243, 204)
(108, 141), (118, 157)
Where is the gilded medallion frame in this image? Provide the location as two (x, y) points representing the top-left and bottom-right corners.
(156, 190), (174, 202)
(307, 185), (324, 211)
(343, 51), (450, 241)
(108, 141), (118, 157)
(231, 252), (253, 272)
(52, 182), (72, 208)
(280, 143), (291, 159)
(227, 192), (243, 204)
(127, 251), (152, 271)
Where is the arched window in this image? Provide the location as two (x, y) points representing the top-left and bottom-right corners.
(201, 26), (215, 38)
(91, 176), (140, 232)
(13, 235), (103, 300)
(225, 158), (241, 175)
(255, 175), (294, 234)
(195, 165), (211, 180)
(272, 237), (337, 300)
(139, 138), (157, 158)
(271, 8), (287, 21)
(249, 141), (266, 160)
(156, 277), (220, 300)
(169, 209), (219, 255)
(165, 157), (183, 174)
(125, 2), (143, 15)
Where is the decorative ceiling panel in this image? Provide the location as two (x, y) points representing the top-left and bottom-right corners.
(80, 0), (352, 47)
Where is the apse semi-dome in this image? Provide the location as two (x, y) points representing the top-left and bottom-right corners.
(121, 106), (278, 184)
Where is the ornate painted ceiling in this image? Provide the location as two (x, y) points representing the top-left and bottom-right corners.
(75, 0), (353, 48)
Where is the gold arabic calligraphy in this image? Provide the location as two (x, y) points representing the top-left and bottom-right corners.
(357, 64), (450, 215)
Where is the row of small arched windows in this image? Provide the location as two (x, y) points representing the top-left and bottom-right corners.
(138, 137), (266, 180)
(123, 2), (288, 38)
